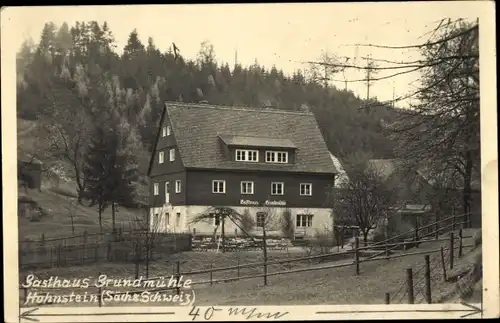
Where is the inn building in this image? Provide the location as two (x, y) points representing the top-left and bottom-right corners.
(147, 102), (338, 236)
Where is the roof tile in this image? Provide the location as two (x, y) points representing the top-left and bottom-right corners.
(166, 103), (337, 174)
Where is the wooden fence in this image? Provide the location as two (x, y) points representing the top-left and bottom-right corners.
(19, 226), (144, 250)
(18, 212), (476, 306)
(385, 228), (474, 304)
(19, 232), (192, 269)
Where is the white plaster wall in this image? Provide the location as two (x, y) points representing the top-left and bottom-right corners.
(150, 205), (334, 238)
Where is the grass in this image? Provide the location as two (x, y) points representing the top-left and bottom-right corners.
(19, 229), (480, 307)
(19, 188), (142, 241)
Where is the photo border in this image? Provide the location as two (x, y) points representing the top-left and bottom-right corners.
(2, 3), (498, 321)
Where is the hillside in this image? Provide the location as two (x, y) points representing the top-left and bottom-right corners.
(17, 117), (146, 240)
(19, 189), (144, 241)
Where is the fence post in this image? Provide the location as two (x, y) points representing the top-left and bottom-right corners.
(22, 286), (27, 304)
(98, 271), (102, 307)
(106, 242), (112, 261)
(385, 240), (389, 259)
(354, 237), (360, 275)
(385, 292), (390, 304)
(263, 254), (268, 286)
(237, 258), (240, 279)
(210, 264), (213, 285)
(452, 212), (456, 232)
(440, 247), (448, 282)
(424, 255), (432, 304)
(449, 232), (454, 270)
(435, 213), (439, 240)
(40, 233), (45, 246)
(406, 268), (414, 304)
(175, 260), (181, 295)
(415, 218), (419, 248)
(57, 244), (62, 267)
(458, 229), (464, 258)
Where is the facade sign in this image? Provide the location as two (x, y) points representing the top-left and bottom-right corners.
(239, 199), (287, 207)
(240, 199), (259, 206)
(264, 200), (286, 206)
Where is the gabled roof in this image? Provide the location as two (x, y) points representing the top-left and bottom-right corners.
(368, 159), (402, 180)
(148, 102), (337, 175)
(368, 158), (481, 191)
(329, 153), (349, 187)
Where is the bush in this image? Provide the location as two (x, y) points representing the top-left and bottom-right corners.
(280, 209), (294, 239)
(239, 208), (255, 233)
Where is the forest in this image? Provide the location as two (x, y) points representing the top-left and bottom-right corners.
(16, 19), (479, 227)
(16, 21), (399, 160)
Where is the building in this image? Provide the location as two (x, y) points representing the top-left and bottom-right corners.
(18, 154), (43, 191)
(147, 102), (338, 237)
(368, 159), (481, 228)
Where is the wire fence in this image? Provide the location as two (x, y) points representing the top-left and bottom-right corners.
(388, 225), (471, 305)
(19, 212), (478, 307)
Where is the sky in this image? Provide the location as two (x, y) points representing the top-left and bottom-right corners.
(4, 2), (483, 108)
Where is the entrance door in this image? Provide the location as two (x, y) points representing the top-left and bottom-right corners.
(165, 182), (170, 204)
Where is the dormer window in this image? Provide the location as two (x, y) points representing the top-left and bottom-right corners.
(159, 151), (164, 164)
(162, 126), (171, 137)
(163, 125), (172, 137)
(235, 149), (259, 162)
(266, 151), (288, 164)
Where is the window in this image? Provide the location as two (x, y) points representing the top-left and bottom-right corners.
(210, 213), (221, 226)
(241, 181), (254, 194)
(166, 126), (171, 136)
(162, 127), (167, 137)
(296, 214), (313, 227)
(235, 149), (259, 162)
(159, 151), (164, 164)
(256, 212), (266, 227)
(175, 180), (181, 193)
(153, 183), (159, 195)
(169, 148), (175, 162)
(212, 180), (226, 193)
(300, 183), (312, 196)
(265, 151), (288, 164)
(271, 182), (284, 195)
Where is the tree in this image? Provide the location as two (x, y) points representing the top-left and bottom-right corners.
(107, 117), (141, 232)
(254, 206), (282, 286)
(333, 153), (398, 246)
(387, 21), (480, 217)
(279, 208), (294, 240)
(65, 199), (78, 235)
(130, 205), (162, 279)
(82, 124), (113, 232)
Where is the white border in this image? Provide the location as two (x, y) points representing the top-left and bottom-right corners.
(2, 2), (498, 322)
